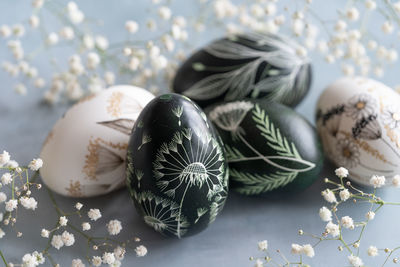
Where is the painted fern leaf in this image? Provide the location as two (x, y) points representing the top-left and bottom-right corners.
(225, 144), (245, 161)
(231, 169), (298, 195)
(252, 104), (301, 159)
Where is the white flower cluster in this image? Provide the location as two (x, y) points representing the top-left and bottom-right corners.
(0, 150), (43, 240)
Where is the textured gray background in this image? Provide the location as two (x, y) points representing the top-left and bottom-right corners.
(1, 1), (400, 266)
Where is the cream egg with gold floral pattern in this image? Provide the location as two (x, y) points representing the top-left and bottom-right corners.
(316, 77), (400, 186)
(40, 85), (154, 197)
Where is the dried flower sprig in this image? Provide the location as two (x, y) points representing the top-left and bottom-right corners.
(2, 0), (400, 103)
(250, 167), (400, 267)
(0, 150), (147, 267)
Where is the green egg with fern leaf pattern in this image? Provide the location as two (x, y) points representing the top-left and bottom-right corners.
(206, 100), (323, 195)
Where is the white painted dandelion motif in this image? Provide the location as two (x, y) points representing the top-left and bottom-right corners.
(209, 101), (254, 138)
(136, 191), (190, 237)
(138, 134), (152, 150)
(382, 105), (400, 129)
(172, 106), (184, 126)
(153, 128), (225, 200)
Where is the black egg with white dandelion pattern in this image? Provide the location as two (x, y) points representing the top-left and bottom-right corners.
(126, 93), (229, 238)
(173, 32), (312, 108)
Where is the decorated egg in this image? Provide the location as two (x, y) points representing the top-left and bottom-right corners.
(206, 99), (323, 195)
(40, 85), (154, 197)
(316, 77), (400, 186)
(126, 93), (228, 238)
(173, 32), (312, 108)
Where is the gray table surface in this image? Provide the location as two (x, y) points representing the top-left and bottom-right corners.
(1, 1), (400, 266)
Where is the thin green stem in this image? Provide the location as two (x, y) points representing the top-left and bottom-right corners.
(0, 250), (7, 267)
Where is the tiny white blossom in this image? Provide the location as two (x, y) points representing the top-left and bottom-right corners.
(104, 71), (115, 85)
(5, 199), (18, 212)
(339, 189), (351, 201)
(135, 245), (148, 257)
(341, 216), (354, 229)
(51, 235), (64, 250)
(32, 0), (44, 8)
(302, 244), (315, 258)
(129, 57), (140, 71)
(33, 251), (45, 264)
(322, 189), (337, 203)
(71, 258), (85, 267)
(83, 35), (94, 50)
(367, 40), (377, 50)
(365, 0), (377, 10)
(28, 158), (43, 171)
(22, 253), (37, 267)
(59, 216), (68, 226)
(291, 243), (302, 254)
(0, 192), (6, 203)
(12, 24), (25, 37)
(334, 20), (347, 32)
(158, 6), (172, 20)
(1, 173), (12, 185)
(114, 246), (126, 260)
(20, 197), (38, 210)
(0, 228), (4, 239)
(41, 229), (49, 238)
(86, 52), (101, 69)
(325, 221), (340, 237)
(60, 27), (75, 40)
(382, 21), (394, 34)
(46, 33), (59, 46)
(368, 246), (378, 257)
(75, 202), (83, 210)
(88, 208), (102, 221)
(0, 25), (11, 38)
(125, 20), (139, 33)
(95, 35), (109, 50)
(366, 211), (375, 220)
(29, 15), (40, 28)
(61, 231), (75, 246)
(69, 9), (85, 24)
(370, 175), (385, 188)
(0, 151), (11, 165)
(254, 259), (263, 267)
(319, 206), (332, 222)
(102, 252), (115, 265)
(92, 256), (102, 267)
(258, 240), (268, 251)
(14, 84), (27, 95)
(393, 175), (400, 187)
(348, 255), (363, 267)
(107, 219), (122, 235)
(34, 78), (46, 89)
(335, 167), (349, 178)
(82, 222), (91, 231)
(346, 7), (360, 21)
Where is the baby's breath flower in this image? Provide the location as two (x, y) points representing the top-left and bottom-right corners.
(291, 243), (302, 254)
(319, 206), (332, 222)
(102, 252), (115, 265)
(41, 229), (49, 238)
(92, 256), (102, 267)
(87, 52), (100, 69)
(348, 255), (363, 267)
(302, 244), (315, 258)
(135, 245), (148, 257)
(368, 246), (378, 257)
(0, 192), (7, 203)
(5, 199), (18, 212)
(82, 222), (91, 231)
(61, 231), (75, 246)
(322, 189), (337, 203)
(0, 228), (4, 239)
(366, 211), (375, 220)
(382, 21), (394, 34)
(335, 167), (349, 178)
(1, 172), (12, 185)
(46, 33), (59, 46)
(158, 6), (172, 20)
(370, 175), (385, 188)
(0, 25), (11, 38)
(28, 158), (43, 171)
(114, 246), (126, 260)
(392, 175), (400, 187)
(125, 20), (139, 34)
(341, 216), (354, 229)
(88, 208), (102, 221)
(60, 26), (75, 40)
(95, 35), (109, 50)
(339, 189), (351, 201)
(75, 202), (83, 210)
(20, 197), (38, 210)
(51, 235), (64, 250)
(325, 221), (340, 237)
(365, 0), (377, 10)
(71, 258), (85, 267)
(104, 71), (115, 85)
(0, 150), (11, 165)
(107, 219), (122, 235)
(346, 7), (360, 21)
(22, 253), (38, 267)
(29, 15), (40, 28)
(32, 0), (44, 8)
(59, 216), (68, 226)
(258, 240), (268, 251)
